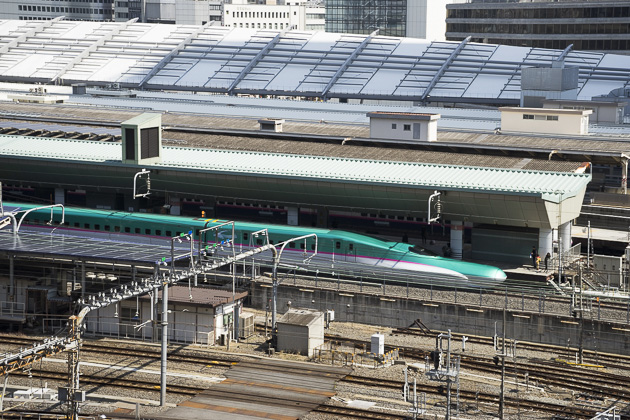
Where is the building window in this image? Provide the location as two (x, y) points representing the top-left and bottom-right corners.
(392, 123), (397, 129)
(403, 124), (411, 131)
(523, 114), (535, 120)
(546, 115), (559, 121)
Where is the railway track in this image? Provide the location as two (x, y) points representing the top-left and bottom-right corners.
(314, 405), (409, 419)
(0, 334), (237, 367)
(391, 326), (630, 370)
(325, 333), (630, 413)
(1, 332), (627, 419)
(341, 375), (602, 419)
(12, 368), (206, 395)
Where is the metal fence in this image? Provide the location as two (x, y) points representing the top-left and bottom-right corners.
(313, 340), (400, 367)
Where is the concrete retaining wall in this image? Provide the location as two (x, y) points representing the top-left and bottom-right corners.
(251, 282), (630, 355)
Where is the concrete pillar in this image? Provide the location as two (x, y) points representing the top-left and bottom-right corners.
(287, 207), (298, 226)
(450, 220), (463, 260)
(54, 188), (65, 205)
(538, 228), (553, 259)
(316, 207), (328, 228)
(559, 221), (572, 254)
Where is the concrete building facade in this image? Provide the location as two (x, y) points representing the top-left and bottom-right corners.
(446, 0), (630, 53)
(366, 112), (440, 142)
(325, 0), (461, 39)
(0, 0), (115, 21)
(500, 107), (592, 135)
(224, 1), (324, 31)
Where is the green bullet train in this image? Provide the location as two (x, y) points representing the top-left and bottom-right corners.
(4, 202), (507, 288)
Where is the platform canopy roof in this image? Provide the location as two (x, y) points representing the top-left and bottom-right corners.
(0, 19), (628, 103)
(0, 134), (591, 202)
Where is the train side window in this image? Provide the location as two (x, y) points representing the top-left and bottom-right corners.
(135, 228), (140, 234)
(84, 223), (90, 229)
(335, 241), (341, 249)
(166, 231), (172, 237)
(176, 232), (182, 237)
(256, 238), (262, 245)
(300, 243), (305, 249)
(114, 226), (120, 232)
(156, 229), (162, 236)
(145, 229), (151, 235)
(311, 244), (315, 250)
(289, 242), (295, 248)
(104, 225), (110, 231)
(195, 229), (200, 236)
(74, 222), (80, 227)
(349, 244), (354, 250)
(124, 227), (130, 233)
(243, 233), (248, 241)
(95, 225), (100, 230)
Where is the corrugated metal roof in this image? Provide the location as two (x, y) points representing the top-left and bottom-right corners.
(278, 308), (323, 327)
(0, 134), (591, 199)
(150, 286), (247, 307)
(0, 20), (628, 104)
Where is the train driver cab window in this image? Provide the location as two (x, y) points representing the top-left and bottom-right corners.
(135, 228), (140, 234)
(335, 241), (341, 249)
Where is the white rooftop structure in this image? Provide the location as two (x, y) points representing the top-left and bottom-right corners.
(0, 19), (629, 104)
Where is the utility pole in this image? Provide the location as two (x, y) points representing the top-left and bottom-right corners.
(578, 266), (584, 364)
(499, 308), (506, 419)
(426, 330), (459, 420)
(67, 316), (81, 420)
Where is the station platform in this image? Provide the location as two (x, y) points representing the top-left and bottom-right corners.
(405, 236), (551, 283)
(155, 358), (350, 420)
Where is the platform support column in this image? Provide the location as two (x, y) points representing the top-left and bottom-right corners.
(559, 222), (571, 254)
(287, 207), (298, 226)
(54, 188), (65, 205)
(450, 221), (463, 260)
(9, 255), (14, 301)
(538, 228), (553, 261)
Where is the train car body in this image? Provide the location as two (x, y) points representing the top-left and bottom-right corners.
(3, 202), (507, 288)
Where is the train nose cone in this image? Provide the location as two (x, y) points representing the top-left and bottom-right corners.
(494, 268), (507, 282)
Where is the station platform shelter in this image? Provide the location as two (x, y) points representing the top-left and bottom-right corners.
(0, 116), (591, 267)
